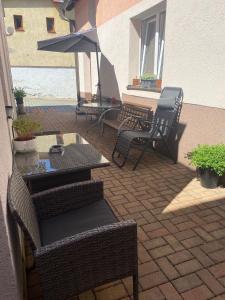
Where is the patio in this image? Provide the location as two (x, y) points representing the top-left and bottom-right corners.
(25, 106), (225, 300)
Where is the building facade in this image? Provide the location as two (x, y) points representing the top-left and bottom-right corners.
(3, 0), (77, 99)
(0, 0), (23, 298)
(75, 0), (225, 165)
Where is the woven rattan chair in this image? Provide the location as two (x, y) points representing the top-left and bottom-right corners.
(112, 87), (183, 170)
(8, 168), (138, 300)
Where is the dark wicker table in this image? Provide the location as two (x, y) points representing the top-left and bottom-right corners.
(15, 133), (110, 193)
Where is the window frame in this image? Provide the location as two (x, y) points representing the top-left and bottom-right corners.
(46, 17), (56, 33)
(13, 15), (24, 32)
(139, 10), (166, 79)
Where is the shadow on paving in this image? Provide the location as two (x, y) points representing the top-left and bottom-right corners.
(26, 108), (225, 300)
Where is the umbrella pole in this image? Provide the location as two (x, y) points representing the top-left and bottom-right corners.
(95, 46), (102, 105)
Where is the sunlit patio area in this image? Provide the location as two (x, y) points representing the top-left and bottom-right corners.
(24, 106), (225, 300)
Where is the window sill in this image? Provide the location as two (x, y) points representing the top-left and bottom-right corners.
(127, 85), (161, 93)
(47, 31), (56, 34)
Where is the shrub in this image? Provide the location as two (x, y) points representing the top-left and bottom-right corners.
(141, 73), (157, 80)
(14, 87), (26, 105)
(13, 117), (41, 140)
(187, 144), (225, 176)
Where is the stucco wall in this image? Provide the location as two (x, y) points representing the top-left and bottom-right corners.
(11, 67), (77, 99)
(0, 1), (22, 298)
(3, 0), (75, 67)
(77, 0), (225, 109)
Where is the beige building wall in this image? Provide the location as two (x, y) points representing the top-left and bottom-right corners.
(3, 0), (75, 67)
(83, 0), (225, 109)
(0, 1), (22, 298)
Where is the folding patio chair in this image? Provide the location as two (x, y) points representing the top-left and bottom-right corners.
(112, 87), (183, 170)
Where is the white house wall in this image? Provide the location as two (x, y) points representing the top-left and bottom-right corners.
(11, 67), (77, 99)
(86, 0), (225, 109)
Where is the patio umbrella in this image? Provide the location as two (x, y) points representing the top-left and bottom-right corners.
(37, 28), (102, 104)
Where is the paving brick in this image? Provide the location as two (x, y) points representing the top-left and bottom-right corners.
(143, 237), (167, 250)
(161, 220), (179, 233)
(139, 287), (165, 300)
(157, 257), (180, 280)
(204, 222), (223, 233)
(168, 250), (193, 265)
(159, 282), (183, 300)
(149, 244), (174, 259)
(211, 294), (225, 300)
(194, 227), (214, 242)
(176, 259), (203, 276)
(173, 273), (202, 293)
(140, 271), (168, 290)
(138, 244), (152, 263)
(209, 250), (225, 263)
(177, 221), (196, 231)
(212, 228), (225, 240)
(95, 284), (127, 300)
(142, 221), (163, 232)
(148, 227), (170, 239)
(190, 247), (214, 267)
(210, 262), (225, 279)
(164, 235), (185, 251)
(197, 269), (225, 295)
(175, 229), (196, 241)
(181, 285), (213, 300)
(201, 241), (224, 254)
(139, 261), (159, 276)
(181, 236), (204, 248)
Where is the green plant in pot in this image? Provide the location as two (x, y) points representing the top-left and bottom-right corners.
(14, 87), (26, 115)
(140, 73), (157, 89)
(187, 144), (225, 189)
(13, 117), (41, 153)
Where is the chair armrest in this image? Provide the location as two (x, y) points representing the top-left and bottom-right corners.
(98, 108), (121, 124)
(35, 220), (137, 299)
(32, 180), (103, 219)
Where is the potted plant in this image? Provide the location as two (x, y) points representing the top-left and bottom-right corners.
(14, 87), (26, 114)
(140, 73), (157, 89)
(12, 117), (41, 153)
(187, 144), (225, 189)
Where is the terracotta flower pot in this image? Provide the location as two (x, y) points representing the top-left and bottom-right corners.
(156, 79), (162, 89)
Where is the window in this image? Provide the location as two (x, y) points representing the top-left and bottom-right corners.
(140, 11), (166, 79)
(13, 15), (24, 31)
(46, 18), (55, 33)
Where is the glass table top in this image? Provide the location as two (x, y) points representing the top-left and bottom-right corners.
(15, 133), (110, 178)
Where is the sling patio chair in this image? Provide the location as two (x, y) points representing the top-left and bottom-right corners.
(8, 168), (138, 300)
(112, 87), (183, 170)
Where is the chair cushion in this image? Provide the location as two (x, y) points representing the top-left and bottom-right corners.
(40, 199), (118, 246)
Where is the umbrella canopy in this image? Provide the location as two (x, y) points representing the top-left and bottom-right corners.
(37, 28), (100, 53)
(37, 28), (102, 103)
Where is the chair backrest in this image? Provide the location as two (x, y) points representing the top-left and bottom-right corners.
(152, 96), (183, 140)
(8, 168), (41, 250)
(157, 87), (183, 110)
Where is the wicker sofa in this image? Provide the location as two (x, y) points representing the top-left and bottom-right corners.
(8, 168), (138, 300)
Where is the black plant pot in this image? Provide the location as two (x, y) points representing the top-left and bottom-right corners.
(198, 168), (219, 189)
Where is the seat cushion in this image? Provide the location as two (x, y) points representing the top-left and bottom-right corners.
(40, 199), (118, 246)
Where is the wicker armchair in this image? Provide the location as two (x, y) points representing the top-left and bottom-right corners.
(8, 168), (138, 300)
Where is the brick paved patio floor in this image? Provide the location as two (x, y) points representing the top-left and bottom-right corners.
(26, 107), (225, 300)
